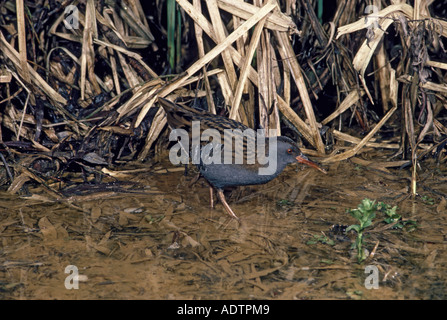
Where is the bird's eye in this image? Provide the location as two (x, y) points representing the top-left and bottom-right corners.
(287, 148), (293, 154)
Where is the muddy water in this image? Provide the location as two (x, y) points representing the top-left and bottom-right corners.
(1, 151), (446, 300)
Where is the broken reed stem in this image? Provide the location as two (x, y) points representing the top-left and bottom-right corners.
(412, 159), (417, 197)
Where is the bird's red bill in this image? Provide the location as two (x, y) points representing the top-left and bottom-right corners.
(295, 155), (327, 174)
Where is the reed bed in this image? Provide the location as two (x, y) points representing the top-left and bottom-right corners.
(0, 0), (446, 197)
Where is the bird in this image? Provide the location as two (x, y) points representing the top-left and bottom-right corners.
(158, 96), (326, 220)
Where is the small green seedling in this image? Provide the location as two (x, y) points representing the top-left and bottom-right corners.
(379, 202), (418, 231)
(307, 234), (335, 246)
(277, 199), (294, 208)
(346, 199), (377, 263)
(421, 195), (435, 205)
(346, 199), (418, 263)
(380, 202), (399, 224)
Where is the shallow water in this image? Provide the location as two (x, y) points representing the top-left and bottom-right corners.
(0, 151), (446, 299)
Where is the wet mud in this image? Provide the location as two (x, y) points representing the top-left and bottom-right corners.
(1, 151), (446, 299)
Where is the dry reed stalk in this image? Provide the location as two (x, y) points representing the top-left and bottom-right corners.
(322, 105), (398, 163)
(0, 32), (67, 105)
(206, 0), (238, 93)
(398, 75), (447, 94)
(332, 130), (399, 149)
(321, 90), (365, 126)
(138, 108), (167, 160)
(355, 18), (395, 104)
(193, 0), (216, 114)
(93, 39), (157, 77)
(131, 69), (223, 155)
(255, 0), (276, 135)
(426, 60), (447, 71)
(115, 79), (163, 121)
(413, 0), (421, 20)
(229, 13), (267, 121)
(276, 96), (314, 145)
(15, 0), (31, 90)
(233, 15), (246, 57)
(338, 3), (447, 38)
(80, 0), (100, 99)
(323, 68), (400, 162)
(112, 0), (154, 43)
(275, 31), (325, 153)
(0, 67), (12, 83)
(375, 44), (391, 113)
(216, 0), (297, 33)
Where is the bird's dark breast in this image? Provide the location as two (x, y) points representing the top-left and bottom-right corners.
(199, 163), (280, 189)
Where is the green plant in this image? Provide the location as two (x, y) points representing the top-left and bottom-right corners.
(307, 234), (335, 246)
(421, 195), (435, 205)
(167, 0), (181, 71)
(277, 199), (293, 208)
(380, 202), (399, 224)
(347, 199), (418, 263)
(347, 199), (377, 263)
(379, 202), (418, 231)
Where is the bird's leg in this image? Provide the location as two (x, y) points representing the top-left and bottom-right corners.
(209, 186), (214, 208)
(217, 190), (240, 220)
